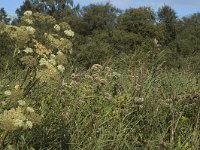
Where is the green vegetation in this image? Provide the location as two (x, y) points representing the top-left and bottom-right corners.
(1, 1), (200, 149)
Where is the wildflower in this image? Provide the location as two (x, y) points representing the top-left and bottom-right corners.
(18, 100), (26, 106)
(48, 58), (56, 65)
(57, 50), (64, 56)
(54, 24), (60, 31)
(25, 120), (33, 129)
(134, 97), (144, 105)
(60, 38), (65, 41)
(25, 19), (33, 25)
(85, 75), (93, 80)
(112, 72), (121, 78)
(69, 48), (73, 54)
(64, 30), (74, 37)
(23, 47), (33, 53)
(4, 90), (11, 96)
(57, 65), (65, 73)
(13, 119), (24, 128)
(24, 10), (32, 16)
(0, 108), (26, 131)
(25, 26), (36, 34)
(33, 39), (51, 56)
(91, 64), (103, 71)
(50, 54), (56, 59)
(39, 58), (47, 66)
(15, 84), (20, 90)
(62, 79), (67, 86)
(44, 32), (48, 37)
(27, 107), (35, 113)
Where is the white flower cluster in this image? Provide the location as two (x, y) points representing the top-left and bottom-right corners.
(57, 50), (64, 56)
(57, 64), (65, 73)
(23, 47), (33, 53)
(4, 90), (11, 96)
(39, 58), (48, 66)
(64, 30), (74, 37)
(18, 100), (26, 106)
(54, 24), (60, 32)
(91, 64), (103, 71)
(27, 107), (35, 113)
(25, 26), (36, 34)
(39, 52), (65, 73)
(25, 19), (33, 25)
(23, 10), (33, 16)
(0, 107), (33, 131)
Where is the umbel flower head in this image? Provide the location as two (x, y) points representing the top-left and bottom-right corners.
(57, 64), (65, 73)
(0, 105), (41, 131)
(24, 18), (33, 25)
(54, 24), (61, 31)
(0, 107), (26, 131)
(64, 30), (74, 37)
(23, 47), (33, 53)
(24, 10), (33, 16)
(4, 90), (11, 96)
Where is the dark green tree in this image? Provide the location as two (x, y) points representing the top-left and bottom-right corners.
(176, 13), (200, 56)
(80, 3), (121, 35)
(16, 0), (39, 18)
(0, 8), (11, 24)
(118, 7), (156, 38)
(157, 5), (177, 45)
(16, 0), (80, 19)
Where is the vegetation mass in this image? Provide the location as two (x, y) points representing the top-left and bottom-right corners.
(0, 0), (200, 149)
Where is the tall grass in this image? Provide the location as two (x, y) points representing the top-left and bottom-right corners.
(1, 63), (200, 149)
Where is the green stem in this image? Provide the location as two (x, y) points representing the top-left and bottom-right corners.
(0, 131), (9, 149)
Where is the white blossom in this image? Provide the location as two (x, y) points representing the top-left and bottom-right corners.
(54, 24), (60, 31)
(27, 107), (35, 113)
(57, 50), (64, 56)
(13, 119), (24, 128)
(57, 65), (65, 73)
(48, 58), (56, 65)
(25, 19), (33, 25)
(18, 100), (26, 106)
(23, 47), (33, 53)
(50, 54), (56, 59)
(39, 58), (47, 66)
(23, 10), (32, 16)
(25, 26), (36, 34)
(64, 30), (74, 37)
(25, 121), (33, 129)
(4, 90), (11, 96)
(15, 84), (20, 90)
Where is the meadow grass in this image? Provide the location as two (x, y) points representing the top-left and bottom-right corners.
(1, 64), (200, 150)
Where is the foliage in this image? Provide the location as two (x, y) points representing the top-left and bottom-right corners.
(0, 8), (11, 24)
(16, 0), (80, 19)
(157, 5), (178, 45)
(79, 3), (121, 35)
(1, 1), (200, 149)
(118, 7), (156, 38)
(0, 10), (74, 149)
